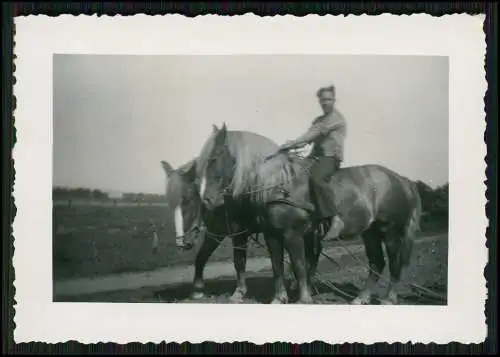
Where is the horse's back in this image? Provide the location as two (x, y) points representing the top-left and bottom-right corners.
(234, 130), (279, 150)
(333, 164), (421, 226)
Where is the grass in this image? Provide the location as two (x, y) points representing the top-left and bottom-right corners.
(53, 204), (447, 281)
(53, 205), (268, 280)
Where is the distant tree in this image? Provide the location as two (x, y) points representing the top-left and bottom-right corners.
(415, 180), (435, 212)
(428, 183), (449, 222)
(53, 187), (71, 200)
(71, 188), (91, 199)
(53, 187), (112, 201)
(414, 180), (449, 232)
(92, 189), (109, 200)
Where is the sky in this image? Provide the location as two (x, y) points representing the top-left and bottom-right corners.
(53, 54), (449, 194)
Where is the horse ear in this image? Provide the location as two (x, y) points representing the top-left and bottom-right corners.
(212, 124), (219, 133)
(161, 160), (175, 176)
(215, 123), (228, 146)
(182, 160), (197, 182)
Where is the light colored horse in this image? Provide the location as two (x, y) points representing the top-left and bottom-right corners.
(200, 123), (422, 305)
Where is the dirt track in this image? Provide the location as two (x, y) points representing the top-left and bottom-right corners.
(54, 234), (448, 305)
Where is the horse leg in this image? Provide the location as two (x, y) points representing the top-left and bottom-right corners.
(229, 234), (249, 303)
(382, 238), (402, 305)
(266, 204), (313, 304)
(305, 231), (322, 291)
(287, 253), (299, 291)
(381, 227), (412, 305)
(289, 233), (316, 293)
(351, 227), (385, 305)
(283, 228), (314, 304)
(264, 232), (289, 304)
(191, 232), (224, 299)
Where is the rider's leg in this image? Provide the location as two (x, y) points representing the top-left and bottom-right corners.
(310, 156), (344, 241)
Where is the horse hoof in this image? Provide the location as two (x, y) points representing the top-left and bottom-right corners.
(350, 298), (362, 305)
(271, 297), (288, 304)
(380, 299), (395, 305)
(191, 291), (205, 300)
(351, 296), (370, 305)
(229, 296), (244, 304)
(299, 297), (315, 304)
(229, 290), (246, 303)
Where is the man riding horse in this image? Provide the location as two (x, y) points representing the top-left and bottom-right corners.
(269, 84), (346, 241)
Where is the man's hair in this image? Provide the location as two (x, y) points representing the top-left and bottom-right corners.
(316, 85), (336, 98)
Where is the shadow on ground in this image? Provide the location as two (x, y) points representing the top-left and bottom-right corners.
(147, 274), (447, 305)
(154, 273), (366, 305)
(55, 273), (446, 305)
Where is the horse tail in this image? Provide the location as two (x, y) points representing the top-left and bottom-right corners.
(401, 180), (422, 267)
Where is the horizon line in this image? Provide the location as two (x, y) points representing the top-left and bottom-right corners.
(53, 178), (449, 195)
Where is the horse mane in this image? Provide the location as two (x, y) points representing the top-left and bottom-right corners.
(250, 152), (312, 204)
(195, 131), (217, 177)
(197, 130), (282, 198)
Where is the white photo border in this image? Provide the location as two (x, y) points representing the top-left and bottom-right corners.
(12, 14), (488, 344)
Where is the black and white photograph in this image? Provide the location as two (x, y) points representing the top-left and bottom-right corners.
(51, 54), (450, 307)
(12, 14), (487, 344)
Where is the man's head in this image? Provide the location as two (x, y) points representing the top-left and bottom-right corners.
(316, 85), (336, 114)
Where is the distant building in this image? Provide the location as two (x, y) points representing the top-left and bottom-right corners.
(108, 190), (123, 200)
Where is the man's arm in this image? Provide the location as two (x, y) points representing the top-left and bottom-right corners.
(281, 124), (322, 150)
(278, 111), (345, 152)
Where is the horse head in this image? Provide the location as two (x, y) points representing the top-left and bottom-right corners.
(156, 158), (203, 251)
(200, 122), (237, 211)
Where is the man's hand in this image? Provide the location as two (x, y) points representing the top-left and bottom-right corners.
(265, 140), (302, 161)
(264, 151), (279, 161)
(279, 140), (296, 151)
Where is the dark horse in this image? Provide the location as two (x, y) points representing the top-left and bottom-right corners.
(155, 125), (284, 302)
(200, 123), (423, 305)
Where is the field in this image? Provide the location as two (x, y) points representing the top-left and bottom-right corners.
(53, 204), (270, 281)
(53, 204), (448, 304)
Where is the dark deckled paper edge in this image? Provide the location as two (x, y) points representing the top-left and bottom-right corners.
(3, 1), (497, 355)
